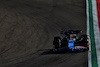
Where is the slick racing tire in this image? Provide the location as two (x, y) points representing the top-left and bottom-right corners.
(53, 37), (61, 49)
(81, 35), (88, 47)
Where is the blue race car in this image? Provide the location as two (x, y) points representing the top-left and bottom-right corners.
(53, 30), (89, 51)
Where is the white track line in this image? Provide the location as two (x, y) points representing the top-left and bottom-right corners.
(86, 0), (92, 67)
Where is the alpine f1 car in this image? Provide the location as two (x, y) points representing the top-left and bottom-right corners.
(53, 30), (89, 51)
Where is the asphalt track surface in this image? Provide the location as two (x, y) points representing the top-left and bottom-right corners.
(0, 0), (87, 67)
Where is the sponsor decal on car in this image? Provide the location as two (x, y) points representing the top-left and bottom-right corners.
(68, 42), (74, 49)
(75, 46), (87, 49)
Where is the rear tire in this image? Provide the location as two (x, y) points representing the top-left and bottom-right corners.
(81, 35), (88, 47)
(53, 37), (61, 49)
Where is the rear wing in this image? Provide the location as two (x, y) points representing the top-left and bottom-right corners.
(61, 30), (82, 35)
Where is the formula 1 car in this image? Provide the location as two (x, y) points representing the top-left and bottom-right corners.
(53, 30), (89, 51)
